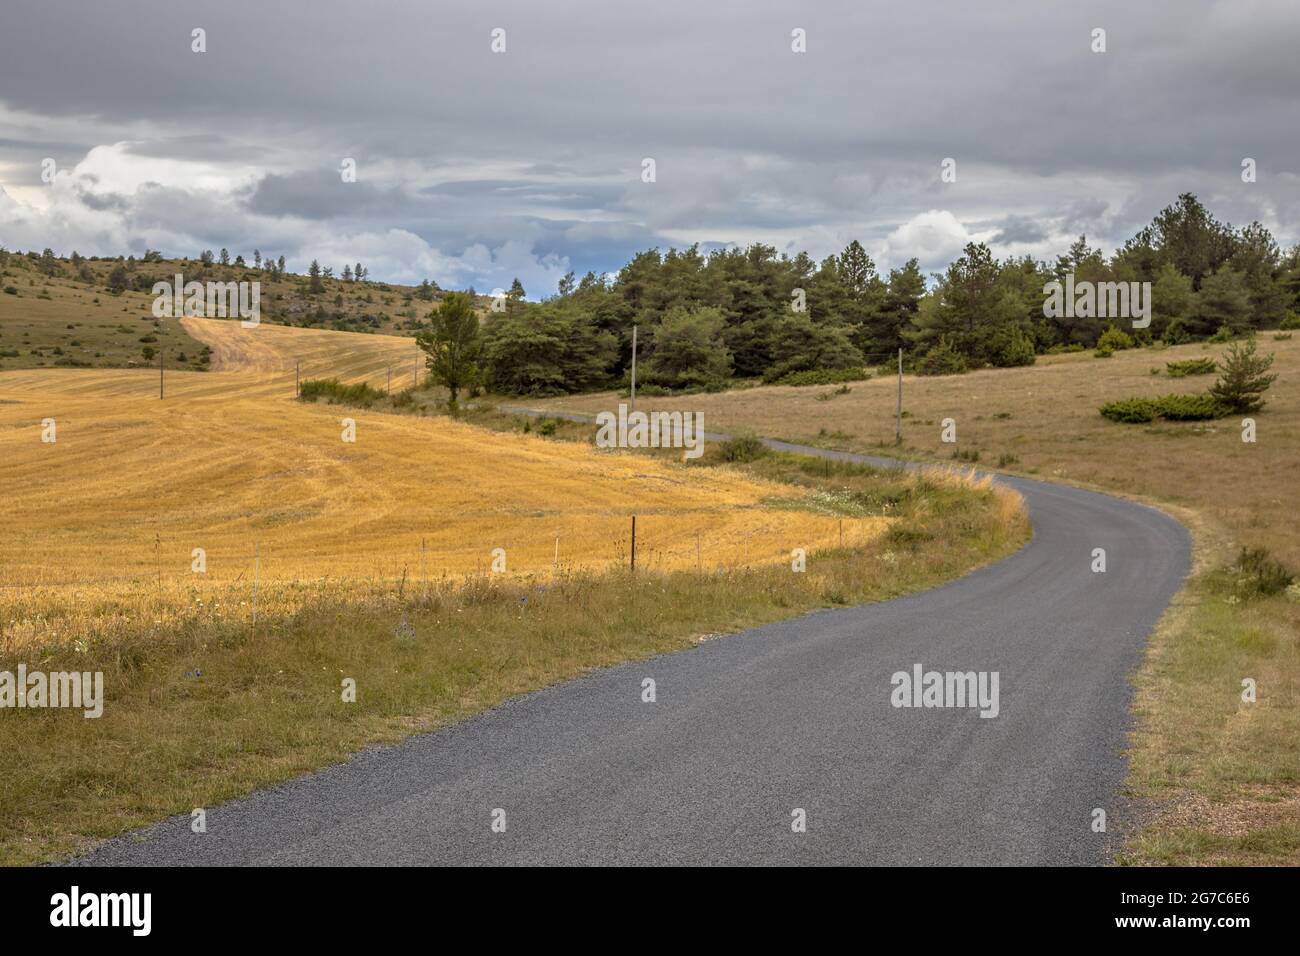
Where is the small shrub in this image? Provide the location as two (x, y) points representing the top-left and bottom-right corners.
(988, 326), (1036, 367)
(773, 367), (868, 387)
(1209, 323), (1234, 343)
(1094, 346), (1114, 358)
(298, 377), (387, 407)
(1209, 339), (1277, 414)
(1100, 398), (1158, 423)
(1165, 357), (1216, 377)
(2, 286), (17, 295)
(915, 337), (968, 376)
(1229, 547), (1294, 599)
(1155, 393), (1228, 421)
(1279, 311), (1300, 330)
(1163, 317), (1192, 345)
(1099, 394), (1228, 423)
(1275, 333), (1293, 341)
(717, 432), (769, 463)
(1097, 325), (1136, 352)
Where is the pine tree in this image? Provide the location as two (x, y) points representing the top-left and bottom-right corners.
(1209, 339), (1277, 413)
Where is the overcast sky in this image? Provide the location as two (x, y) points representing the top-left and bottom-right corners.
(1, 0), (1297, 295)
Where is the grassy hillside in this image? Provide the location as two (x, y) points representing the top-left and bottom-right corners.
(0, 316), (1026, 864)
(527, 338), (1300, 864)
(0, 250), (490, 373)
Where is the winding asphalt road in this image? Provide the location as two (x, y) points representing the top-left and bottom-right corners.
(74, 432), (1190, 866)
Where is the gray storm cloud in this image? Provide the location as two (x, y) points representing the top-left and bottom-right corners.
(1, 0), (1296, 290)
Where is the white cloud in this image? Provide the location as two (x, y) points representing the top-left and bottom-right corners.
(879, 211), (984, 273)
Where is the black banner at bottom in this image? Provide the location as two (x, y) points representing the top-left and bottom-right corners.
(0, 865), (1284, 941)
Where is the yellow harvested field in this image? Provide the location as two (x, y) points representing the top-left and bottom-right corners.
(0, 318), (886, 643)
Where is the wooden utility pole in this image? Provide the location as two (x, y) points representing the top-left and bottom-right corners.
(630, 325), (638, 412)
(895, 347), (903, 444)
(252, 542), (260, 631)
(630, 515), (637, 571)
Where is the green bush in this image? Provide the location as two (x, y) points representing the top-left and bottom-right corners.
(1163, 317), (1192, 345)
(772, 367), (869, 387)
(1165, 357), (1217, 377)
(915, 337), (968, 376)
(1229, 547), (1294, 599)
(1155, 393), (1228, 420)
(1099, 394), (1228, 423)
(1280, 311), (1300, 331)
(1094, 346), (1114, 358)
(1046, 343), (1085, 354)
(1099, 397), (1159, 423)
(1209, 323), (1234, 343)
(298, 377), (388, 407)
(988, 326), (1036, 368)
(1097, 325), (1136, 352)
(717, 432), (769, 463)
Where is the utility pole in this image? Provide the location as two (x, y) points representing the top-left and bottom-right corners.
(159, 347), (164, 399)
(630, 515), (637, 571)
(387, 365), (392, 394)
(895, 347), (903, 444)
(252, 542), (260, 632)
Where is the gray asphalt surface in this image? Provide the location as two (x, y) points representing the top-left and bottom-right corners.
(73, 430), (1190, 866)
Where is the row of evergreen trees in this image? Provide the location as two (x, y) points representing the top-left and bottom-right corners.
(475, 194), (1300, 395)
